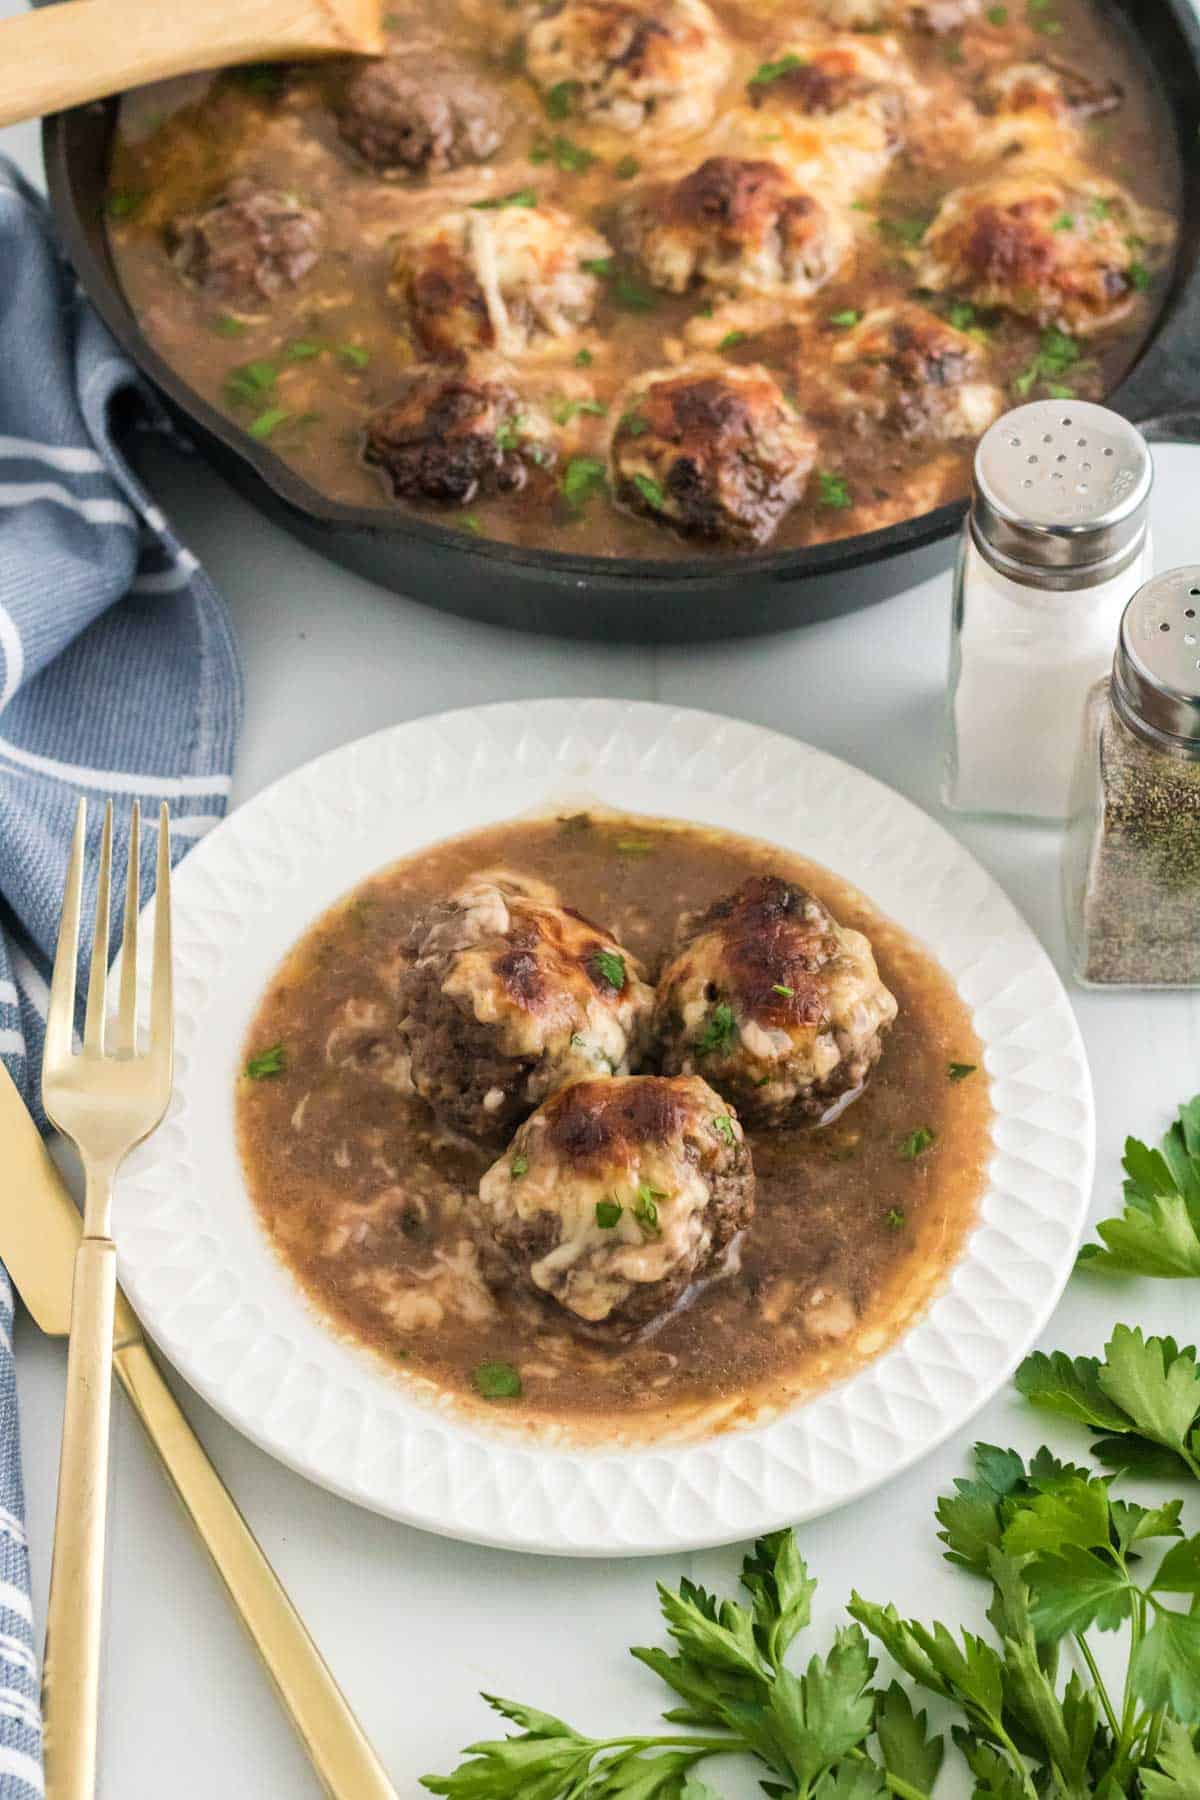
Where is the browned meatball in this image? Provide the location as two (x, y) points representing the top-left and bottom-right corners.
(477, 1074), (754, 1340)
(917, 174), (1157, 336)
(655, 876), (898, 1125)
(394, 870), (655, 1145)
(363, 361), (555, 506)
(609, 363), (818, 546)
(815, 302), (1004, 441)
(524, 0), (732, 136)
(167, 178), (320, 311)
(620, 157), (852, 299)
(820, 0), (979, 29)
(338, 52), (509, 174)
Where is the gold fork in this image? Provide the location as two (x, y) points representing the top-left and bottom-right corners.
(41, 797), (174, 1800)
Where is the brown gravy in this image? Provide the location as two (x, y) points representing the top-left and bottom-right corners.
(105, 0), (1178, 563)
(236, 813), (992, 1444)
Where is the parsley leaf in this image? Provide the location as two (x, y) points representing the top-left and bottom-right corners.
(885, 1208), (906, 1230)
(471, 187), (538, 210)
(817, 472), (853, 510)
(511, 1152), (529, 1179)
(632, 472), (667, 511)
(1017, 1327), (1200, 1483)
(106, 190), (144, 219)
(561, 455), (607, 510)
(543, 79), (579, 119)
(472, 1361), (522, 1400)
(1077, 1095), (1200, 1277)
(829, 309), (861, 328)
(615, 154), (640, 180)
(245, 1043), (286, 1078)
(590, 948), (626, 991)
(749, 53), (805, 88)
(898, 1126), (936, 1160)
(248, 406), (290, 440)
(695, 1001), (736, 1057)
(595, 1199), (622, 1229)
(1014, 326), (1081, 399)
(633, 1183), (665, 1234)
(712, 1115), (736, 1148)
(224, 359), (279, 408)
(948, 1062), (978, 1081)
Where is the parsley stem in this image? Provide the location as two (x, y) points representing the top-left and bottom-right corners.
(1120, 1593), (1147, 1746)
(1073, 1632), (1120, 1742)
(846, 1748), (930, 1800)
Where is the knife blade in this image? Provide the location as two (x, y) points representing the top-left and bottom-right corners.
(0, 1059), (398, 1800)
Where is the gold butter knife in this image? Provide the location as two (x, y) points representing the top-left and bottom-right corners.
(0, 1062), (398, 1800)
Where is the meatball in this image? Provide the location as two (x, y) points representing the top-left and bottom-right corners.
(338, 52), (509, 174)
(816, 302), (1004, 441)
(167, 178), (320, 311)
(916, 174), (1155, 336)
(394, 871), (655, 1144)
(524, 0), (732, 136)
(363, 360), (554, 505)
(390, 204), (611, 359)
(718, 31), (915, 199)
(818, 0), (980, 29)
(619, 158), (853, 299)
(609, 363), (818, 547)
(476, 1075), (754, 1339)
(974, 59), (1123, 164)
(655, 876), (898, 1125)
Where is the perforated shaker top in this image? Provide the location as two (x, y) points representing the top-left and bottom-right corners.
(1113, 567), (1200, 755)
(972, 400), (1152, 584)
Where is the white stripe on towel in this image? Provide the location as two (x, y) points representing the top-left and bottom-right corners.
(0, 1031), (24, 1058)
(0, 738), (232, 798)
(0, 1584), (31, 1626)
(0, 1510), (26, 1550)
(9, 950), (48, 1024)
(0, 600), (23, 713)
(0, 483), (136, 528)
(0, 1745), (45, 1796)
(131, 554), (199, 594)
(0, 1637), (36, 1680)
(0, 436), (106, 474)
(0, 982), (16, 1009)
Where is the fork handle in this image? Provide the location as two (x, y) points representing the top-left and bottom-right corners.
(112, 1336), (398, 1800)
(42, 1237), (118, 1800)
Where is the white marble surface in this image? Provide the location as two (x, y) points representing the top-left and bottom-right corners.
(6, 63), (1200, 1800)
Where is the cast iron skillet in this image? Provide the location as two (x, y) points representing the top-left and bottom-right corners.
(43, 0), (1200, 642)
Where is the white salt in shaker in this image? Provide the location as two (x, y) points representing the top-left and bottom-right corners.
(943, 400), (1153, 821)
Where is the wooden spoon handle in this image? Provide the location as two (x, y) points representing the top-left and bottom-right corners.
(0, 0), (382, 130)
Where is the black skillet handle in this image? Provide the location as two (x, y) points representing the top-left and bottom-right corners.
(1109, 260), (1200, 446)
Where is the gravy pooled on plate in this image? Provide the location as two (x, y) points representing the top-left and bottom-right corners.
(236, 813), (992, 1444)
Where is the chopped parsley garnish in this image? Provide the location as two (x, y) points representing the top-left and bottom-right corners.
(614, 155), (640, 180)
(106, 190), (144, 219)
(619, 412), (648, 438)
(712, 1115), (736, 1148)
(460, 513), (482, 534)
(574, 348), (594, 368)
(471, 187), (538, 210)
(612, 271), (659, 313)
(495, 417), (527, 451)
(581, 256), (614, 277)
(248, 407), (290, 440)
(986, 2), (1008, 18)
(633, 1184), (666, 1234)
(948, 1062), (978, 1082)
(285, 338), (323, 361)
(817, 471), (853, 510)
(1014, 325), (1081, 398)
(591, 948), (627, 991)
(1129, 260), (1151, 292)
(719, 330), (748, 352)
(772, 983), (794, 997)
(749, 52), (805, 87)
(472, 1361), (522, 1400)
(561, 455), (607, 510)
(245, 1044), (286, 1079)
(696, 301), (715, 319)
(511, 1152), (529, 1178)
(1027, 0), (1061, 31)
(338, 343), (371, 369)
(1091, 196), (1113, 220)
(899, 1126), (936, 1161)
(551, 397), (606, 425)
(947, 300), (977, 330)
(211, 313), (249, 337)
(544, 78), (579, 120)
(885, 1207), (906, 1230)
(1052, 213), (1075, 232)
(878, 213), (929, 248)
(632, 473), (666, 511)
(531, 133), (594, 173)
(224, 359), (279, 407)
(829, 309), (861, 328)
(696, 1001), (736, 1057)
(595, 1199), (623, 1229)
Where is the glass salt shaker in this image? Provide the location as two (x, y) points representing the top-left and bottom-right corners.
(1064, 567), (1200, 988)
(944, 400), (1153, 821)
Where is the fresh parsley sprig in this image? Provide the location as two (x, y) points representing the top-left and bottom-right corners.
(1017, 1326), (1200, 1484)
(1077, 1095), (1200, 1279)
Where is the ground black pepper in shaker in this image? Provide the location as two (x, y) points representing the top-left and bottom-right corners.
(1064, 566), (1200, 986)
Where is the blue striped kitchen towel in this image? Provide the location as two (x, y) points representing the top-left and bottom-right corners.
(0, 161), (241, 1794)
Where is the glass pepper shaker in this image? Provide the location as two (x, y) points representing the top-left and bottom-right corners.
(944, 400), (1153, 822)
(1064, 567), (1200, 987)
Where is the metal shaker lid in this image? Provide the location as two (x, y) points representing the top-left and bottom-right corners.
(1112, 567), (1200, 758)
(971, 400), (1152, 587)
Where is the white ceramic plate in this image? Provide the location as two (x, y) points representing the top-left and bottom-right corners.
(115, 700), (1094, 1556)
